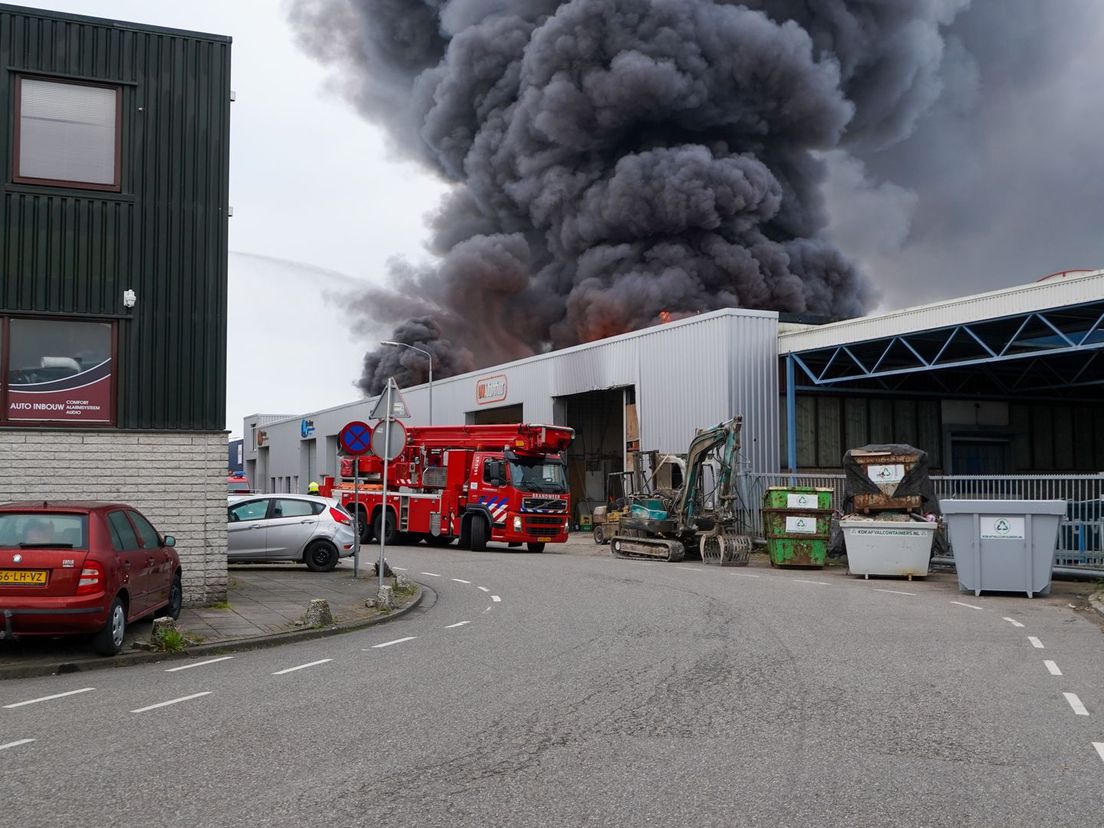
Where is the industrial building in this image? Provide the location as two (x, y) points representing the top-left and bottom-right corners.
(0, 6), (232, 603)
(245, 270), (1104, 521)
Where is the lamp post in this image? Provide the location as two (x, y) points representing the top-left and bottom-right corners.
(380, 341), (433, 424)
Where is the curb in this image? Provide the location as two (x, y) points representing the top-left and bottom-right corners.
(0, 584), (428, 682)
(1090, 591), (1104, 619)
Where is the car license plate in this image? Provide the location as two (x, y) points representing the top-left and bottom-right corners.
(0, 569), (48, 586)
(537, 537), (552, 543)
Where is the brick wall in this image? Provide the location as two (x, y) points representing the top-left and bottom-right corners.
(0, 430), (227, 605)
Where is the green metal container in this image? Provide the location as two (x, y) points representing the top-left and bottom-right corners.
(761, 487), (833, 567)
(763, 487), (834, 510)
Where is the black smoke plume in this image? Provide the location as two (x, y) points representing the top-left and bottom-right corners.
(290, 0), (973, 393)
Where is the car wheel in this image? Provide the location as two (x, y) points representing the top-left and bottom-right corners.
(305, 540), (339, 572)
(527, 542), (546, 553)
(92, 597), (127, 656)
(156, 576), (183, 620)
(374, 511), (397, 545)
(470, 516), (488, 552)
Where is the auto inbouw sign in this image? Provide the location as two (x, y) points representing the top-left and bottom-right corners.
(476, 374), (507, 405)
(7, 359), (112, 423)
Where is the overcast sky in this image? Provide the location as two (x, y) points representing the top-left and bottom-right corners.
(15, 1), (1104, 437)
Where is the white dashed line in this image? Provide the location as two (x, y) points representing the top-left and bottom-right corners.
(451, 578), (471, 584)
(793, 579), (830, 586)
(4, 688), (95, 709)
(733, 573), (760, 578)
(272, 659), (332, 676)
(873, 588), (916, 596)
(1028, 636), (1045, 649)
(1002, 617), (1025, 628)
(1094, 743), (1104, 763)
(446, 621), (471, 629)
(491, 595), (502, 603)
(1064, 692), (1089, 716)
(477, 586), (490, 593)
(370, 636), (416, 649)
(1044, 660), (1063, 676)
(392, 567), (407, 571)
(950, 601), (983, 610)
(483, 606), (493, 614)
(420, 572), (441, 577)
(676, 566), (701, 572)
(0, 739), (35, 752)
(165, 656), (234, 672)
(131, 692), (212, 714)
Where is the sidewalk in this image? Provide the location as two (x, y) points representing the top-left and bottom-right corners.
(0, 561), (420, 680)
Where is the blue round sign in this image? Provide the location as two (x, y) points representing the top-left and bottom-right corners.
(339, 420), (372, 456)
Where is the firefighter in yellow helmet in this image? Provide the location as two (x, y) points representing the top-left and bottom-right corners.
(307, 481), (320, 495)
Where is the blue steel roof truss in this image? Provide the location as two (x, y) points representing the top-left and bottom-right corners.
(789, 300), (1104, 400)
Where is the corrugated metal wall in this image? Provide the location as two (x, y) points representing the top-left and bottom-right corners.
(0, 6), (231, 431)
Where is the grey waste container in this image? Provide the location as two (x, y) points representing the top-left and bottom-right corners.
(941, 499), (1065, 598)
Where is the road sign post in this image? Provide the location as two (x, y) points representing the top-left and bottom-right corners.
(338, 420), (373, 578)
(369, 378), (410, 592)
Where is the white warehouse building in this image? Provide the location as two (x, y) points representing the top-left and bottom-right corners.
(244, 308), (780, 510)
(244, 270), (1104, 515)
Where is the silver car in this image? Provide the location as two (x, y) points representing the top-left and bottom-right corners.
(226, 494), (356, 571)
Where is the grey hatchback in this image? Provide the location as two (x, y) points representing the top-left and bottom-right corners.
(226, 495), (356, 571)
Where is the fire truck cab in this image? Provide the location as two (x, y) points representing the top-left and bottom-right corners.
(320, 424), (574, 553)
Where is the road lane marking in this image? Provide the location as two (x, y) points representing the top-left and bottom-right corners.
(793, 579), (830, 586)
(451, 578), (471, 584)
(483, 606), (493, 614)
(1003, 617), (1025, 628)
(734, 573), (760, 578)
(272, 659), (332, 676)
(873, 588), (916, 596)
(446, 621), (471, 629)
(675, 566), (701, 572)
(165, 656), (234, 673)
(420, 572), (441, 577)
(950, 601), (983, 610)
(1028, 636), (1045, 649)
(1094, 743), (1104, 763)
(477, 586), (490, 592)
(1044, 660), (1063, 676)
(491, 595), (502, 603)
(369, 636), (416, 649)
(131, 692), (212, 714)
(392, 567), (407, 571)
(1064, 692), (1089, 716)
(4, 687), (95, 709)
(0, 739), (35, 751)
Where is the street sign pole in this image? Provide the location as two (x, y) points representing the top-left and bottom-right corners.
(379, 380), (394, 593)
(353, 461), (360, 577)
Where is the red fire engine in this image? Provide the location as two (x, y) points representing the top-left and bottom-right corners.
(319, 423), (574, 553)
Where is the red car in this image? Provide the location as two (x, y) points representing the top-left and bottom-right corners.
(0, 502), (182, 656)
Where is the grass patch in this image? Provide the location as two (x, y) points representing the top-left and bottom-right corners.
(208, 600), (231, 610)
(152, 628), (188, 653)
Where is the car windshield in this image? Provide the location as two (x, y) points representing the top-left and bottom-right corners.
(507, 457), (568, 493)
(0, 513), (88, 548)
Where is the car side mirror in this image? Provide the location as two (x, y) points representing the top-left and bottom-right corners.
(163, 535), (176, 548)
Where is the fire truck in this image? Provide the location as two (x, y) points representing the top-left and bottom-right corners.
(319, 423), (574, 553)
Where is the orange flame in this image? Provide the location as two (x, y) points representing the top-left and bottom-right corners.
(658, 311), (672, 323)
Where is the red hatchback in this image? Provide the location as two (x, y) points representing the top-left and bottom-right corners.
(0, 502), (182, 656)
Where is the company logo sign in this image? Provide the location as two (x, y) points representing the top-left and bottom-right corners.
(476, 374), (508, 405)
(256, 429), (267, 447)
(300, 418), (316, 439)
(980, 516), (1025, 540)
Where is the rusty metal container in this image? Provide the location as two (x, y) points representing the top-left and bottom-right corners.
(847, 449), (924, 513)
(762, 487), (833, 567)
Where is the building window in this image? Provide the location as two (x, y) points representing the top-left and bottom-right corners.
(13, 75), (121, 191)
(3, 317), (115, 425)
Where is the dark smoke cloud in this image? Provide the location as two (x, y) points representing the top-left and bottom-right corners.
(291, 0), (977, 393)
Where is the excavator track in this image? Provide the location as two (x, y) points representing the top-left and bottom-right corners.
(610, 535), (685, 562)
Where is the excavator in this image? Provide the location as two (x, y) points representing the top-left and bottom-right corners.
(609, 416), (753, 565)
(592, 450), (684, 545)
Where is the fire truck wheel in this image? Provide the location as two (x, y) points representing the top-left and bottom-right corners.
(304, 540), (339, 572)
(526, 542), (546, 553)
(458, 520), (472, 549)
(470, 516), (489, 552)
(356, 509), (372, 544)
(374, 511), (397, 545)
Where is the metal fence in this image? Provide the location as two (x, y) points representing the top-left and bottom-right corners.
(741, 473), (1104, 567)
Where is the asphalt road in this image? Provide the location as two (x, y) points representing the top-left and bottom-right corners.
(2, 538), (1103, 827)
